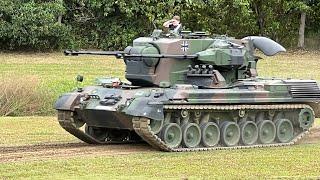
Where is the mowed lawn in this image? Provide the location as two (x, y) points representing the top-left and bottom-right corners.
(258, 51), (320, 80)
(0, 116), (77, 145)
(1, 51), (320, 179)
(1, 143), (320, 179)
(0, 51), (319, 83)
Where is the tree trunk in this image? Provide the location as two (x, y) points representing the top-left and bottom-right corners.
(58, 15), (62, 24)
(253, 2), (264, 36)
(298, 12), (306, 48)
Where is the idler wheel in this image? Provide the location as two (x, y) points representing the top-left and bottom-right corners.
(149, 119), (163, 135)
(240, 121), (258, 146)
(258, 120), (276, 144)
(220, 121), (240, 147)
(161, 123), (182, 148)
(298, 108), (314, 130)
(275, 119), (294, 143)
(85, 124), (107, 142)
(182, 123), (201, 148)
(201, 122), (220, 147)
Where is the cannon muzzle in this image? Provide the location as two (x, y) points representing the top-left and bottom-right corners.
(63, 50), (125, 58)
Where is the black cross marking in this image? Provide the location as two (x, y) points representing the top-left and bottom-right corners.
(181, 41), (189, 52)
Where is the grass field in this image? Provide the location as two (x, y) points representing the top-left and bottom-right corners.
(1, 144), (320, 179)
(0, 116), (320, 179)
(0, 116), (77, 146)
(258, 51), (320, 80)
(0, 52), (125, 115)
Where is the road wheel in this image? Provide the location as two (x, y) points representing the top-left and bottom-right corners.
(221, 121), (240, 147)
(275, 119), (294, 143)
(149, 119), (163, 134)
(258, 120), (276, 144)
(182, 123), (201, 148)
(161, 123), (182, 148)
(240, 121), (258, 146)
(201, 122), (220, 147)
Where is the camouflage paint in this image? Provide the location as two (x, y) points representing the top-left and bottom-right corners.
(55, 30), (320, 148)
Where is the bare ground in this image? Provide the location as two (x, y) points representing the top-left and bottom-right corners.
(0, 142), (155, 163)
(0, 126), (319, 163)
(296, 126), (320, 144)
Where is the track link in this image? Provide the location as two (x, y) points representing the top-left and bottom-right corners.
(132, 104), (312, 152)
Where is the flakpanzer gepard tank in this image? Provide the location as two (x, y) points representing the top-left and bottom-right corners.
(55, 29), (320, 151)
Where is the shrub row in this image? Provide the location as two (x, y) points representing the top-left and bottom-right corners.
(0, 0), (319, 50)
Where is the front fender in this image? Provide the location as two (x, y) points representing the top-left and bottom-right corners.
(124, 97), (164, 121)
(54, 93), (81, 111)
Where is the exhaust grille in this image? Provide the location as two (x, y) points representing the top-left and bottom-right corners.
(286, 81), (320, 99)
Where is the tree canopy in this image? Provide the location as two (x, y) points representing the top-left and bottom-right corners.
(0, 0), (319, 50)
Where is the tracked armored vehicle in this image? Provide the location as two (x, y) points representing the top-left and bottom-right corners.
(55, 30), (320, 152)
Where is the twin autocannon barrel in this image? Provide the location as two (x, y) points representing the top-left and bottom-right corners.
(63, 50), (198, 59)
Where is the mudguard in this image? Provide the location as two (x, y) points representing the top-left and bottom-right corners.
(242, 36), (286, 56)
(124, 97), (164, 121)
(54, 93), (81, 111)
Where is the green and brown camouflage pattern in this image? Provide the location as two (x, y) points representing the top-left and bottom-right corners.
(124, 35), (255, 86)
(55, 30), (320, 151)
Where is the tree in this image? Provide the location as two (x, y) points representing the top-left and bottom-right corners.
(298, 11), (306, 48)
(0, 0), (68, 50)
(297, 0), (311, 48)
(1, 0), (320, 50)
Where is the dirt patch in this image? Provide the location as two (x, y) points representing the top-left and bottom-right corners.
(296, 126), (320, 144)
(0, 142), (155, 163)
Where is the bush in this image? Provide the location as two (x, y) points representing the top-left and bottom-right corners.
(0, 76), (47, 116)
(0, 0), (70, 50)
(0, 0), (319, 50)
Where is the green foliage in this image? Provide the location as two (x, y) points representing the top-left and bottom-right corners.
(0, 0), (319, 50)
(0, 0), (69, 50)
(307, 0), (320, 34)
(249, 0), (311, 46)
(183, 0), (257, 37)
(62, 0), (182, 49)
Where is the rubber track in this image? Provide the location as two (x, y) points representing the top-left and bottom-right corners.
(132, 104), (312, 152)
(57, 110), (138, 144)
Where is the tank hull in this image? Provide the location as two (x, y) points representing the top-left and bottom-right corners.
(55, 78), (320, 151)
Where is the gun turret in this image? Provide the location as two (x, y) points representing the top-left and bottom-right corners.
(64, 33), (285, 87)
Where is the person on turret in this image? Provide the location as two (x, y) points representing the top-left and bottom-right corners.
(163, 15), (182, 34)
